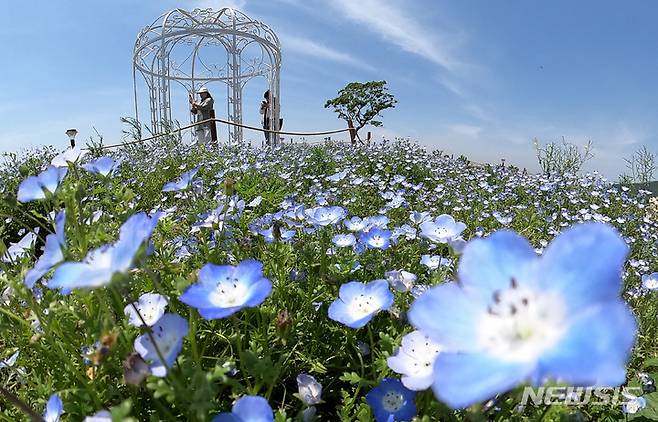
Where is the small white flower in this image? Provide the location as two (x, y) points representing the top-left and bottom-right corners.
(642, 273), (658, 290)
(124, 293), (168, 327)
(387, 330), (442, 390)
(385, 270), (417, 292)
(51, 146), (86, 168)
(297, 373), (323, 405)
(0, 350), (19, 368)
(622, 392), (646, 414)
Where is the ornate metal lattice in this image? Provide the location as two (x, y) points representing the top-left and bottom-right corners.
(133, 8), (282, 143)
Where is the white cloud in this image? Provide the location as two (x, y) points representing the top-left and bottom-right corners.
(192, 0), (247, 10)
(448, 124), (482, 138)
(330, 0), (462, 72)
(282, 34), (376, 72)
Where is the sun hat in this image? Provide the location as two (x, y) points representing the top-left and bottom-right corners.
(197, 87), (209, 94)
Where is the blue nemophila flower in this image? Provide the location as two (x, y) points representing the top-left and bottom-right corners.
(25, 210), (66, 289)
(419, 214), (466, 244)
(180, 260), (272, 319)
(622, 392), (647, 414)
(420, 255), (451, 271)
(408, 223), (637, 409)
(327, 170), (348, 182)
(385, 270), (416, 292)
(162, 167), (199, 192)
(17, 166), (68, 203)
(297, 373), (323, 405)
(302, 407), (316, 422)
(134, 313), (188, 377)
(124, 293), (168, 327)
(332, 233), (356, 248)
(641, 272), (658, 290)
(82, 156), (119, 177)
(43, 393), (63, 422)
(0, 350), (19, 368)
(304, 206), (347, 226)
(83, 410), (111, 422)
(258, 226), (295, 243)
(51, 146), (86, 168)
(247, 196), (263, 208)
(2, 231), (37, 263)
(363, 215), (390, 230)
(328, 280), (393, 328)
(409, 211), (431, 225)
(493, 211), (513, 226)
(48, 212), (161, 293)
(387, 331), (442, 391)
(360, 227), (392, 250)
(366, 378), (416, 422)
(344, 216), (366, 232)
(211, 395), (273, 422)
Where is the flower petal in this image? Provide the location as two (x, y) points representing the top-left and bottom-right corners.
(17, 176), (45, 203)
(48, 262), (102, 293)
(198, 306), (242, 319)
(338, 281), (365, 302)
(243, 278), (272, 307)
(537, 302), (636, 387)
(232, 396), (274, 422)
(211, 414), (241, 422)
(25, 234), (64, 289)
(432, 351), (533, 409)
(234, 260), (265, 285)
(537, 223), (629, 309)
(366, 279), (393, 311)
(198, 264), (233, 286)
(328, 300), (371, 329)
(458, 231), (537, 301)
(39, 167), (67, 193)
(408, 283), (485, 351)
(180, 284), (218, 309)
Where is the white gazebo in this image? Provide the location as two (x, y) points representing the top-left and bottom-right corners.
(133, 8), (282, 143)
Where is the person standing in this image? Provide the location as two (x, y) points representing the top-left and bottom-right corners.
(260, 89), (281, 146)
(189, 87), (215, 144)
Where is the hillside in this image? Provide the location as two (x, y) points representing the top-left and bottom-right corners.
(0, 138), (657, 421)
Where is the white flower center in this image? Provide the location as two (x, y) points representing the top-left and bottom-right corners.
(477, 278), (566, 362)
(369, 235), (384, 247)
(336, 237), (352, 247)
(350, 294), (379, 318)
(435, 227), (448, 236)
(210, 276), (248, 308)
(405, 339), (441, 377)
(382, 391), (405, 412)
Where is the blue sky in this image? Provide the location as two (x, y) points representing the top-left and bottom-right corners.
(1, 0), (657, 178)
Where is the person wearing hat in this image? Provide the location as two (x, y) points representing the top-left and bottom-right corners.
(189, 87), (215, 144)
(260, 89), (281, 146)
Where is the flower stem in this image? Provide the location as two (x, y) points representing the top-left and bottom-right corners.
(189, 308), (200, 365)
(0, 384), (46, 422)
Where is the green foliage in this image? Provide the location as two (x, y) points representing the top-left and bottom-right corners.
(0, 139), (655, 421)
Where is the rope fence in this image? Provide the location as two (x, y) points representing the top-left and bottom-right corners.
(90, 118), (355, 150)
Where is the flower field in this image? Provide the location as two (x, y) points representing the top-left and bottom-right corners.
(1, 137), (658, 421)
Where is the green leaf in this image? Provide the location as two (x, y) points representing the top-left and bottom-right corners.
(339, 371), (362, 385)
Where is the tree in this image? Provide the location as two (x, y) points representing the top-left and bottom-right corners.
(324, 81), (397, 143)
(533, 137), (594, 175)
(620, 145), (656, 187)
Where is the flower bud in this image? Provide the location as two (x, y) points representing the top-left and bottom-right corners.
(224, 178), (236, 196)
(123, 352), (150, 385)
